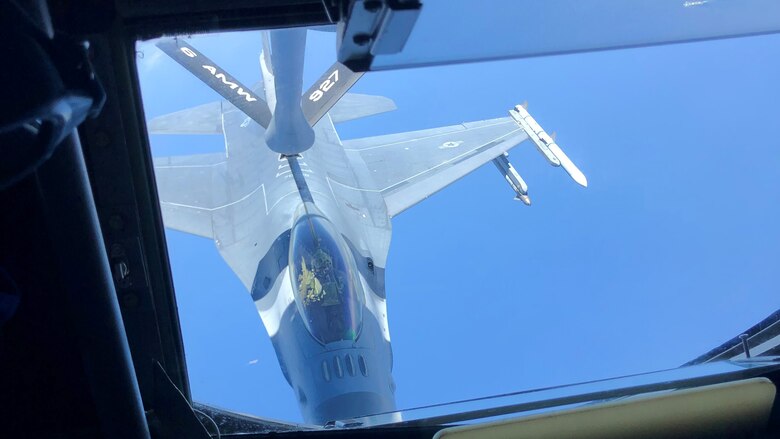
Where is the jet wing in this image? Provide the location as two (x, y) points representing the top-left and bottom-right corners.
(152, 153), (228, 238)
(343, 117), (527, 217)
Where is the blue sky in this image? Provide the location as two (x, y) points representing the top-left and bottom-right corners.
(137, 29), (780, 423)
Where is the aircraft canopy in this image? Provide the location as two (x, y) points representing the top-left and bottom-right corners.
(290, 214), (363, 345)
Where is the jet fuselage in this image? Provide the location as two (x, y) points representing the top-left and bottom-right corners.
(211, 29), (397, 424)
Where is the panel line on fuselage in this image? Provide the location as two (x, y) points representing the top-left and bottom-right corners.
(266, 189), (333, 215)
(160, 183), (266, 212)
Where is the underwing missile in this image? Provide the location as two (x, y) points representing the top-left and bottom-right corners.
(492, 152), (531, 206)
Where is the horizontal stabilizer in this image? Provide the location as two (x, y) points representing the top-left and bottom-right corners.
(329, 93), (397, 124)
(148, 101), (222, 135)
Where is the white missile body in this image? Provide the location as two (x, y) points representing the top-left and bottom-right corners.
(492, 152), (531, 205)
(509, 104), (588, 187)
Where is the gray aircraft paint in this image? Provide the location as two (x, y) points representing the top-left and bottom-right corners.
(150, 29), (538, 424)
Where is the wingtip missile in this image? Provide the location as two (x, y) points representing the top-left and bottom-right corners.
(509, 107), (560, 166)
(547, 141), (588, 187)
(509, 104), (587, 188)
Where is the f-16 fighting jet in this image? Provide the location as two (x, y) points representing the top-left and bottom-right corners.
(149, 28), (586, 425)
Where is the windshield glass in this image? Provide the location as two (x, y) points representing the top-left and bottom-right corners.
(135, 24), (780, 426)
(290, 213), (363, 344)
